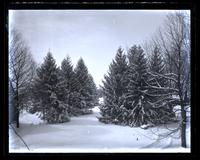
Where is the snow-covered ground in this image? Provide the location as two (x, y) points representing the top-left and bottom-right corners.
(9, 106), (190, 153)
(99, 97), (104, 104)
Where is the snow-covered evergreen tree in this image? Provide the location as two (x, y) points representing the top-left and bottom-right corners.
(147, 46), (176, 124)
(73, 58), (89, 110)
(148, 46), (168, 98)
(74, 58), (89, 92)
(99, 47), (129, 124)
(99, 45), (176, 127)
(69, 58), (97, 115)
(124, 45), (175, 127)
(125, 45), (155, 126)
(58, 56), (76, 116)
(86, 74), (99, 108)
(60, 56), (75, 92)
(32, 52), (70, 123)
(149, 46), (166, 81)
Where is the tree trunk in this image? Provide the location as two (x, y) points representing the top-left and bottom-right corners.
(184, 90), (188, 105)
(179, 83), (187, 148)
(16, 83), (20, 128)
(179, 84), (187, 148)
(177, 46), (187, 148)
(16, 109), (20, 128)
(181, 104), (187, 148)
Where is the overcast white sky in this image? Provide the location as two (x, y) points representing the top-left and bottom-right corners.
(9, 10), (189, 87)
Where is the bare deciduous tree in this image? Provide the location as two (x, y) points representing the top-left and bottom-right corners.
(9, 29), (36, 128)
(153, 11), (190, 148)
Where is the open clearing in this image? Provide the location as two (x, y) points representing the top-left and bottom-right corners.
(9, 106), (190, 153)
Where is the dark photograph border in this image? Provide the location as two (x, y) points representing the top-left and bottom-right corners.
(1, 0), (199, 160)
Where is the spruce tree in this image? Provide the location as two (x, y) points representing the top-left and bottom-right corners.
(149, 46), (166, 87)
(99, 47), (129, 124)
(126, 45), (159, 127)
(148, 46), (175, 123)
(69, 58), (97, 115)
(58, 56), (76, 116)
(86, 74), (99, 108)
(73, 58), (89, 109)
(32, 52), (69, 123)
(148, 46), (167, 98)
(60, 56), (75, 92)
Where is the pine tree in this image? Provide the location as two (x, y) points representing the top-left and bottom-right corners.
(86, 74), (99, 108)
(148, 46), (167, 96)
(32, 52), (70, 123)
(73, 58), (89, 110)
(125, 45), (175, 127)
(99, 45), (176, 127)
(126, 46), (173, 126)
(60, 56), (75, 92)
(126, 45), (160, 127)
(126, 45), (149, 108)
(58, 56), (76, 116)
(99, 47), (129, 124)
(149, 46), (165, 74)
(147, 46), (176, 124)
(69, 58), (97, 115)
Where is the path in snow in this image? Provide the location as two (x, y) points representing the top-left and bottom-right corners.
(9, 106), (190, 153)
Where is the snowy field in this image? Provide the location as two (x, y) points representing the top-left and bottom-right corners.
(9, 106), (190, 153)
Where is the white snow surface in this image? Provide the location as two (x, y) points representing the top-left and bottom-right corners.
(99, 97), (104, 104)
(19, 110), (44, 124)
(9, 106), (190, 153)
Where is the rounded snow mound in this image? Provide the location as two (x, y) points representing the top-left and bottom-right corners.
(99, 97), (104, 104)
(92, 106), (100, 113)
(19, 110), (44, 125)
